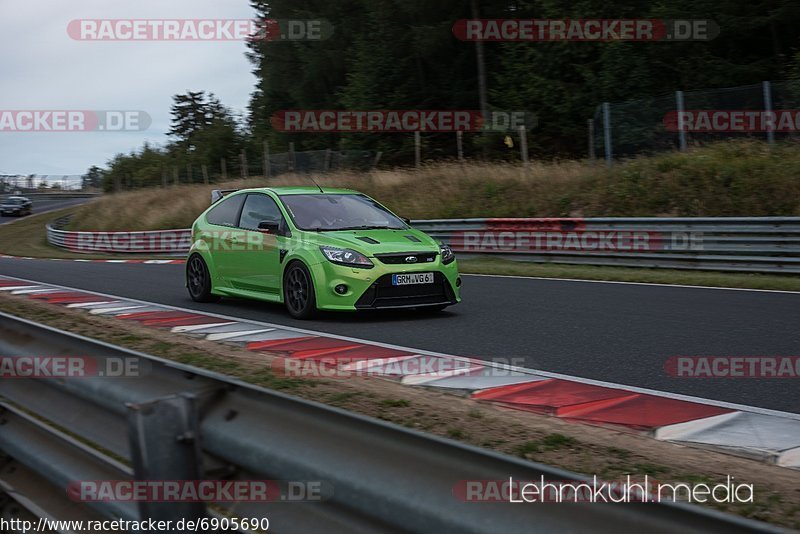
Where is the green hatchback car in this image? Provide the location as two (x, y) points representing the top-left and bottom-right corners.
(186, 186), (461, 319)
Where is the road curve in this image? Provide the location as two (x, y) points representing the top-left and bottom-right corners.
(0, 197), (91, 226)
(0, 257), (798, 413)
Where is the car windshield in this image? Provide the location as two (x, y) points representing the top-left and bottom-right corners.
(279, 194), (406, 231)
(5, 199), (23, 205)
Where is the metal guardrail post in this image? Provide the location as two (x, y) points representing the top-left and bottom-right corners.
(127, 394), (207, 524)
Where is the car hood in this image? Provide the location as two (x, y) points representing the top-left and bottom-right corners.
(312, 228), (440, 255)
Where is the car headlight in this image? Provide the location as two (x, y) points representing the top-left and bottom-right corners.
(440, 243), (455, 264)
(319, 246), (373, 268)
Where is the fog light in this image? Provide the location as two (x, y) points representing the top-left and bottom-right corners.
(456, 277), (462, 287)
(334, 284), (348, 295)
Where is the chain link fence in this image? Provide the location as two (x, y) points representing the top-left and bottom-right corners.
(590, 80), (800, 162)
(258, 148), (376, 177)
(104, 148), (379, 191)
(0, 174), (84, 193)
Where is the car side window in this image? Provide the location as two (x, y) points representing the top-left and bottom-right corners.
(206, 194), (245, 227)
(239, 194), (283, 230)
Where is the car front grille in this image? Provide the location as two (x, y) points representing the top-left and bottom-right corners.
(354, 272), (456, 309)
(374, 252), (437, 265)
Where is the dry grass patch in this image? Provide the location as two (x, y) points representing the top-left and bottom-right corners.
(67, 141), (800, 232)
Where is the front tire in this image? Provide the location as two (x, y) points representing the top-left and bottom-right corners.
(187, 254), (220, 303)
(283, 262), (317, 319)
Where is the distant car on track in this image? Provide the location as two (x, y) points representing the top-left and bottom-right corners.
(0, 196), (32, 217)
(186, 186), (461, 319)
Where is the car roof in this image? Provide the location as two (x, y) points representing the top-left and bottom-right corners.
(237, 186), (359, 196)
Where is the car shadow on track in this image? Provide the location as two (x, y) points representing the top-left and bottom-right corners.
(195, 296), (461, 325)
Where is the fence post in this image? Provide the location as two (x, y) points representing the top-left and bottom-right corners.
(372, 151), (383, 169)
(602, 102), (613, 166)
(518, 125), (528, 165)
(221, 158), (227, 181)
(456, 131), (464, 161)
(763, 81), (775, 145)
(676, 90), (687, 151)
(263, 141), (271, 178)
(414, 132), (421, 168)
(173, 167), (179, 186)
(201, 164), (209, 185)
(240, 150), (248, 180)
(186, 164), (193, 184)
(587, 119), (596, 161)
(322, 149), (332, 172)
(161, 167), (167, 188)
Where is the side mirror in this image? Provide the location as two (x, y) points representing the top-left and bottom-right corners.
(258, 221), (281, 234)
(401, 217), (411, 225)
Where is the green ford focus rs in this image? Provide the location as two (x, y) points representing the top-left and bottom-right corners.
(186, 186), (461, 319)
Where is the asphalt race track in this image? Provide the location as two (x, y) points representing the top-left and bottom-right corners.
(0, 197), (90, 225)
(1, 257), (798, 413)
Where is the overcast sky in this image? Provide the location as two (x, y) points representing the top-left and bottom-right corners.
(0, 0), (256, 175)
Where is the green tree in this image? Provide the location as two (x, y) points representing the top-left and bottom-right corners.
(81, 165), (105, 189)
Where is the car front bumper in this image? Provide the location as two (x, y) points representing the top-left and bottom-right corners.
(308, 257), (461, 311)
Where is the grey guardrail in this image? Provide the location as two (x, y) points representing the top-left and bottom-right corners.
(44, 215), (800, 273)
(413, 217), (800, 274)
(0, 313), (775, 533)
(46, 215), (190, 254)
(2, 192), (98, 201)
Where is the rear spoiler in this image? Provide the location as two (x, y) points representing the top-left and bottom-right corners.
(211, 189), (238, 204)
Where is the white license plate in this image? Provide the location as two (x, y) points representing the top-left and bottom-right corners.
(392, 272), (434, 285)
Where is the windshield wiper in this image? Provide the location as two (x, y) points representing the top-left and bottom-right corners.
(336, 225), (396, 231)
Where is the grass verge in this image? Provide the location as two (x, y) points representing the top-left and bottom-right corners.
(458, 257), (800, 291)
(0, 207), (176, 260)
(68, 141), (800, 231)
(0, 292), (797, 528)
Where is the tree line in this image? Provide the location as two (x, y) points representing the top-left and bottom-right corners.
(89, 0), (800, 191)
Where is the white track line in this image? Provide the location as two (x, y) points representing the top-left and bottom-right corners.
(5, 251), (798, 294)
(2, 273), (799, 421)
(462, 272), (800, 295)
